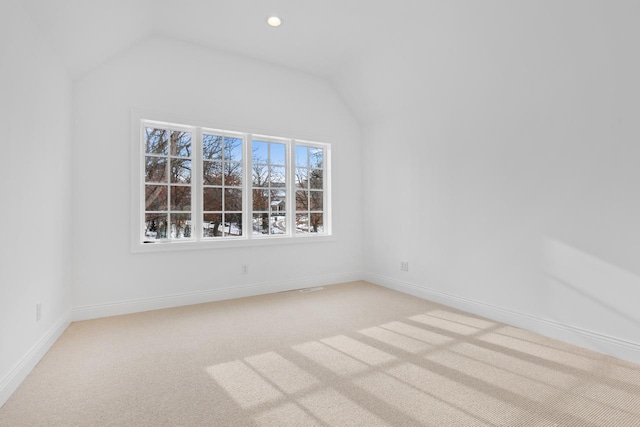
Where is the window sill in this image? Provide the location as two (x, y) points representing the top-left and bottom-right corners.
(130, 234), (335, 253)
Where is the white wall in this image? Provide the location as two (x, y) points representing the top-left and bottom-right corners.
(338, 1), (640, 361)
(0, 0), (73, 406)
(72, 36), (362, 315)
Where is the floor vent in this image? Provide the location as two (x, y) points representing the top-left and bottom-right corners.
(299, 287), (324, 293)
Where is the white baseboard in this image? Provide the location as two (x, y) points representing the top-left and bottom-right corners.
(365, 272), (640, 365)
(8, 271), (635, 412)
(73, 272), (364, 321)
(0, 309), (72, 409)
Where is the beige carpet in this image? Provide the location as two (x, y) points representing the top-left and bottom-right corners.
(1, 281), (639, 426)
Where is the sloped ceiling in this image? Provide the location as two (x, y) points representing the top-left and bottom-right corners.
(23, 0), (154, 80)
(23, 0), (402, 79)
(21, 0), (436, 122)
(21, 1), (640, 123)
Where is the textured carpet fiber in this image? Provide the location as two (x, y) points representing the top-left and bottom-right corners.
(1, 281), (639, 426)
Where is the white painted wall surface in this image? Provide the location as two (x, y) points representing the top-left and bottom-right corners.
(342, 1), (640, 359)
(72, 36), (362, 312)
(0, 0), (73, 405)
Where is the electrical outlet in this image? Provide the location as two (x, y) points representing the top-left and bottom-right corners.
(36, 303), (42, 322)
(400, 261), (409, 272)
(241, 264), (249, 274)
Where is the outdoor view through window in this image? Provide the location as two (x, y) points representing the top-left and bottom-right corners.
(140, 120), (330, 246)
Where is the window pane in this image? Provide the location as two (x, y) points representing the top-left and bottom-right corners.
(203, 134), (223, 160)
(224, 137), (242, 161)
(252, 163), (268, 187)
(203, 161), (222, 185)
(224, 162), (242, 187)
(270, 143), (286, 165)
(270, 190), (285, 212)
(145, 213), (167, 240)
(310, 169), (323, 189)
(170, 213), (191, 239)
(203, 187), (222, 211)
(170, 131), (191, 157)
(271, 213), (286, 234)
(171, 186), (191, 211)
(295, 167), (309, 189)
(310, 213), (324, 233)
(171, 159), (191, 183)
(296, 190), (309, 211)
(145, 128), (169, 155)
(296, 214), (309, 234)
(203, 213), (223, 237)
(145, 185), (168, 211)
(224, 188), (242, 211)
(145, 157), (167, 182)
(269, 166), (286, 186)
(202, 134), (222, 160)
(253, 189), (269, 211)
(224, 213), (243, 236)
(295, 146), (308, 167)
(310, 147), (323, 168)
(253, 212), (269, 235)
(252, 141), (269, 164)
(310, 191), (323, 211)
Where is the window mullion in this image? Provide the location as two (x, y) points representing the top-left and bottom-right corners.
(193, 127), (202, 241)
(246, 134), (252, 240)
(325, 144), (331, 235)
(287, 140), (294, 236)
(139, 124), (146, 243)
(221, 137), (226, 237)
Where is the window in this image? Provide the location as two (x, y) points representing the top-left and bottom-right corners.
(251, 139), (287, 235)
(202, 132), (244, 238)
(143, 126), (193, 241)
(295, 145), (325, 234)
(133, 118), (331, 250)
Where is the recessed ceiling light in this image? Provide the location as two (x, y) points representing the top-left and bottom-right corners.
(267, 16), (282, 27)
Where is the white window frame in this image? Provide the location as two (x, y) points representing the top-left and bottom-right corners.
(130, 111), (332, 253)
(199, 128), (248, 241)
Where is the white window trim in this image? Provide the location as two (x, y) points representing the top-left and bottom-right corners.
(130, 110), (333, 253)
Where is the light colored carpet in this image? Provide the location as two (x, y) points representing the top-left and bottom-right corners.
(1, 281), (639, 426)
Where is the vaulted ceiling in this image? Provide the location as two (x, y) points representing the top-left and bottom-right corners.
(20, 0), (448, 121)
(22, 0), (412, 79)
(20, 1), (640, 123)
